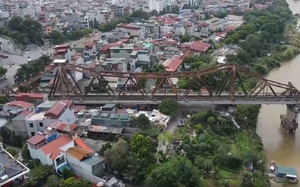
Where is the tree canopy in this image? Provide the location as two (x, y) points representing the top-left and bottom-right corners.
(145, 157), (202, 187)
(0, 67), (7, 76)
(158, 99), (179, 116)
(14, 55), (52, 84)
(4, 16), (43, 45)
(104, 138), (129, 175)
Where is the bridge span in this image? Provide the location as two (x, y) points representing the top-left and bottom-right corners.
(51, 95), (299, 105)
(2, 63), (300, 132)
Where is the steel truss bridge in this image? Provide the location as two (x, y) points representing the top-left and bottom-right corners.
(2, 63), (300, 105)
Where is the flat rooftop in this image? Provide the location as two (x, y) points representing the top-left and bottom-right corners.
(0, 149), (30, 185)
(37, 101), (56, 109)
(27, 111), (46, 121)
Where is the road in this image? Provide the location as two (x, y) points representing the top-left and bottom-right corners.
(165, 105), (215, 133)
(0, 42), (50, 89)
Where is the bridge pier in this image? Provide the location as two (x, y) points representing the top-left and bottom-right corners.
(280, 105), (299, 133)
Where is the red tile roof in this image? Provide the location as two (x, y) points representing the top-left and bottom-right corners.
(74, 105), (86, 114)
(49, 121), (78, 132)
(27, 134), (46, 145)
(54, 44), (70, 49)
(45, 100), (73, 118)
(40, 135), (72, 155)
(15, 93), (47, 100)
(164, 56), (183, 72)
(49, 149), (60, 160)
(74, 138), (94, 152)
(5, 101), (34, 109)
(67, 147), (93, 161)
(190, 41), (211, 53)
(85, 42), (95, 50)
(181, 49), (192, 59)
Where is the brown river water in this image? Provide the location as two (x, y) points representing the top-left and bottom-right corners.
(256, 1), (300, 186)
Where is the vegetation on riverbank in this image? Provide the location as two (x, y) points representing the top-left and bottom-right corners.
(101, 104), (268, 187)
(224, 0), (299, 75)
(178, 0), (299, 93)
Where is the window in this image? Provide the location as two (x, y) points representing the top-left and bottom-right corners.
(39, 122), (43, 127)
(29, 123), (34, 128)
(112, 49), (120, 53)
(31, 132), (35, 136)
(127, 49), (133, 53)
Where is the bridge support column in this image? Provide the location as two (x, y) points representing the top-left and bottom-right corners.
(280, 105), (299, 133)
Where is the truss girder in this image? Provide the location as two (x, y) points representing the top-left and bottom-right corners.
(1, 63), (299, 102)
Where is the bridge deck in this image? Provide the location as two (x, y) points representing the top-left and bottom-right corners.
(51, 95), (298, 105)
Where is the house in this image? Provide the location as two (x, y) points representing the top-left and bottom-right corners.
(66, 146), (105, 183)
(15, 93), (48, 106)
(110, 44), (135, 63)
(3, 101), (34, 113)
(11, 110), (32, 137)
(0, 146), (30, 187)
(25, 100), (76, 137)
(53, 44), (71, 61)
(27, 135), (74, 174)
(83, 42), (98, 59)
(190, 41), (211, 54)
(163, 56), (183, 72)
(48, 121), (78, 135)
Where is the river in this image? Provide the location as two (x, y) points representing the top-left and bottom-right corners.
(256, 1), (300, 186)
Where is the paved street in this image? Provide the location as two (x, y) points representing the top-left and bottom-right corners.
(0, 39), (49, 89)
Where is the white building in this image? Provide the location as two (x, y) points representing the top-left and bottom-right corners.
(3, 101), (34, 113)
(148, 0), (165, 13)
(27, 135), (74, 174)
(66, 146), (105, 183)
(25, 100), (76, 137)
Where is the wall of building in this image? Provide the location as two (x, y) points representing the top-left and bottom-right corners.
(28, 147), (49, 165)
(25, 118), (56, 137)
(66, 155), (105, 183)
(58, 107), (76, 124)
(12, 119), (27, 137)
(110, 48), (133, 62)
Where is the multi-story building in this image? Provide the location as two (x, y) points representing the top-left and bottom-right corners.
(25, 100), (76, 137)
(148, 0), (165, 13)
(27, 134), (74, 174)
(3, 101), (34, 113)
(110, 44), (135, 63)
(53, 44), (71, 62)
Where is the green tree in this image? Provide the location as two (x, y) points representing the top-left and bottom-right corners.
(137, 77), (147, 87)
(62, 177), (91, 187)
(145, 157), (202, 187)
(30, 165), (55, 184)
(47, 175), (62, 187)
(136, 114), (150, 128)
(0, 96), (9, 104)
(104, 139), (129, 175)
(125, 134), (156, 182)
(158, 99), (179, 116)
(179, 35), (190, 43)
(150, 10), (159, 16)
(6, 148), (17, 156)
(150, 64), (165, 72)
(21, 143), (31, 160)
(14, 55), (51, 84)
(62, 168), (74, 180)
(130, 10), (149, 20)
(0, 67), (7, 76)
(207, 116), (216, 125)
(50, 30), (65, 44)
